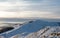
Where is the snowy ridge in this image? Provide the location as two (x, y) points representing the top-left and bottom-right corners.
(10, 20), (60, 38)
(0, 20), (60, 38)
(11, 26), (60, 38)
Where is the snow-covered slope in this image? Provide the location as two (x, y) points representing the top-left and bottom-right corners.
(24, 26), (60, 38)
(10, 20), (60, 38)
(0, 20), (58, 38)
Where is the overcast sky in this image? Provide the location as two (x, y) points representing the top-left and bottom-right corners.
(0, 0), (60, 19)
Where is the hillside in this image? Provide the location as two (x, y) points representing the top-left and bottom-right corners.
(10, 20), (60, 38)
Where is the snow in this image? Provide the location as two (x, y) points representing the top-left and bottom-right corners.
(0, 20), (60, 38)
(10, 20), (60, 38)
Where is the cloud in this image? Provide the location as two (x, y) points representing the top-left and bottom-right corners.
(0, 0), (29, 12)
(0, 0), (60, 19)
(0, 11), (59, 19)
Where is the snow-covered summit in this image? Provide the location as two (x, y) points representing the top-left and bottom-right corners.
(11, 20), (60, 38)
(0, 20), (60, 38)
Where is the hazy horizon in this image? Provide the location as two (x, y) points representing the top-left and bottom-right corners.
(0, 18), (60, 22)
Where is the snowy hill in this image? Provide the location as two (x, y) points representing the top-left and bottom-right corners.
(23, 26), (60, 38)
(10, 20), (60, 38)
(0, 20), (60, 38)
